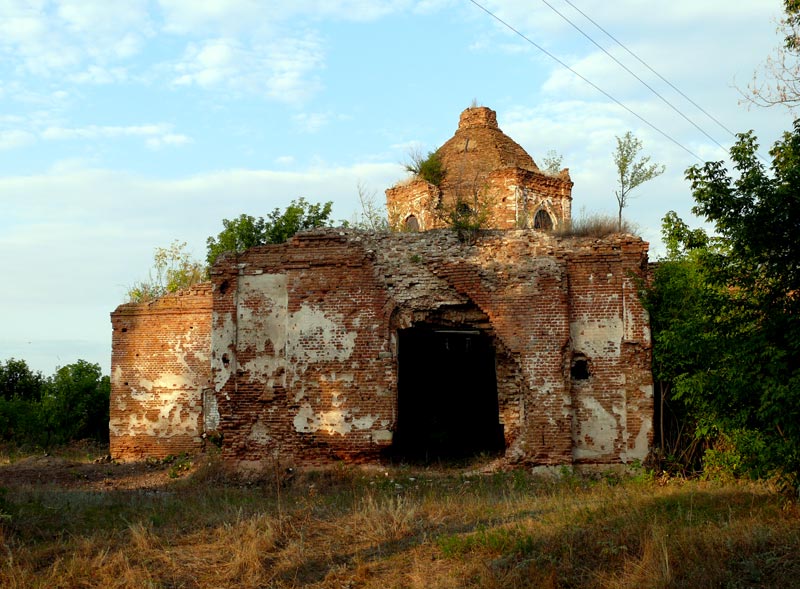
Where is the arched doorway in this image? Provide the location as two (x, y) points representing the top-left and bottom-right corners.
(392, 326), (505, 461)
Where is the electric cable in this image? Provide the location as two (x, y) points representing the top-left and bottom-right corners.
(561, 0), (740, 140)
(539, 0), (729, 156)
(466, 0), (703, 162)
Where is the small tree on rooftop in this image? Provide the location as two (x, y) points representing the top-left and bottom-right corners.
(344, 182), (389, 231)
(206, 197), (333, 266)
(405, 148), (446, 186)
(127, 240), (206, 303)
(541, 149), (564, 176)
(613, 131), (665, 231)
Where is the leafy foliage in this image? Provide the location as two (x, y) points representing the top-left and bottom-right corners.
(447, 198), (488, 243)
(42, 360), (110, 444)
(206, 197), (333, 266)
(613, 132), (664, 230)
(744, 0), (800, 109)
(0, 359), (109, 447)
(0, 358), (44, 402)
(342, 183), (389, 231)
(540, 149), (564, 176)
(646, 123), (800, 490)
(405, 149), (446, 186)
(127, 240), (206, 303)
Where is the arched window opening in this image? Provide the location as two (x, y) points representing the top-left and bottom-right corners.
(404, 215), (420, 232)
(533, 209), (554, 231)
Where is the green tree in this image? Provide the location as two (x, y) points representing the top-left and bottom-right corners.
(0, 358), (109, 446)
(127, 240), (206, 303)
(0, 358), (45, 444)
(206, 197), (333, 266)
(0, 358), (44, 402)
(646, 123), (800, 489)
(541, 149), (564, 176)
(41, 360), (110, 444)
(744, 0), (800, 109)
(344, 183), (389, 231)
(404, 148), (446, 186)
(645, 213), (719, 472)
(613, 131), (665, 230)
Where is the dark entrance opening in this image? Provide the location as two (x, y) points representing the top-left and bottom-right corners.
(392, 327), (504, 461)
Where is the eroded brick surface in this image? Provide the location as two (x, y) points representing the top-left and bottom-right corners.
(203, 229), (652, 467)
(110, 284), (212, 460)
(109, 107), (653, 469)
(386, 106), (573, 232)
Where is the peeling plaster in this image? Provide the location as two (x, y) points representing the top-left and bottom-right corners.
(570, 317), (623, 358)
(249, 421), (271, 445)
(293, 402), (377, 436)
(573, 397), (617, 460)
(372, 429), (393, 444)
(238, 274), (288, 389)
(203, 389), (219, 431)
(110, 390), (199, 438)
(630, 419), (652, 461)
(287, 304), (357, 363)
(212, 310), (236, 392)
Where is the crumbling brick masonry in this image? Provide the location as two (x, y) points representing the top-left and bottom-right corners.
(110, 104), (653, 467)
(110, 230), (653, 467)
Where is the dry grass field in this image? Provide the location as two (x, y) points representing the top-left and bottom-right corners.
(1, 445), (799, 588)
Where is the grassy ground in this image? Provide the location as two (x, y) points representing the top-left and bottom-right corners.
(1, 447), (799, 588)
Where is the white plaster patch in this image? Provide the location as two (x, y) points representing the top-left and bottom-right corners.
(352, 414), (377, 430)
(286, 303), (357, 363)
(203, 389), (220, 432)
(211, 310), (236, 392)
(292, 402), (377, 436)
(570, 317), (623, 358)
(573, 397), (617, 460)
(630, 419), (652, 461)
(238, 275), (288, 387)
(109, 390), (200, 438)
(112, 365), (123, 387)
(372, 429), (393, 444)
(293, 403), (320, 433)
(249, 420), (271, 445)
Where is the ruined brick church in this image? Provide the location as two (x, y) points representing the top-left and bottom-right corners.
(110, 106), (653, 468)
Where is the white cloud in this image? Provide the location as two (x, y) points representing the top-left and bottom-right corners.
(0, 0), (152, 77)
(172, 34), (325, 103)
(146, 133), (192, 149)
(0, 129), (36, 150)
(68, 65), (129, 85)
(158, 0), (272, 36)
(158, 0), (416, 33)
(292, 111), (332, 133)
(40, 123), (191, 149)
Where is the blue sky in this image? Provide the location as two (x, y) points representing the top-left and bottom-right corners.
(0, 0), (792, 376)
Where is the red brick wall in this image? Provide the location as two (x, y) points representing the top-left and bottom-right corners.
(110, 229), (652, 468)
(210, 234), (396, 467)
(385, 107), (573, 232)
(109, 284), (212, 460)
(209, 229), (652, 468)
(563, 243), (654, 463)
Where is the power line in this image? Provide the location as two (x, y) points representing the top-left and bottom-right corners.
(539, 0), (730, 156)
(466, 0), (703, 162)
(560, 0), (740, 140)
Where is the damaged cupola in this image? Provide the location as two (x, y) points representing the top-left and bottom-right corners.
(386, 105), (573, 232)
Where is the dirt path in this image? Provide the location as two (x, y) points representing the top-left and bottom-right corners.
(0, 454), (180, 491)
